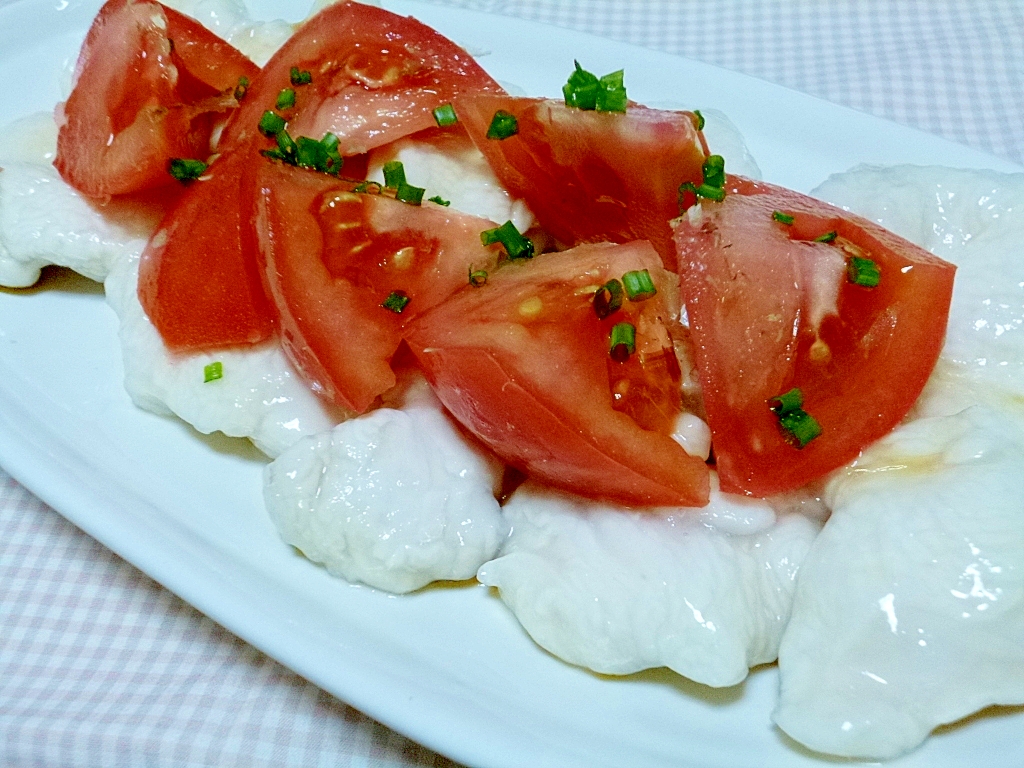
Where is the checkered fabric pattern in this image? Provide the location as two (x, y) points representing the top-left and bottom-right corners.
(433, 0), (1024, 166)
(0, 471), (461, 767)
(1, 2), (1021, 766)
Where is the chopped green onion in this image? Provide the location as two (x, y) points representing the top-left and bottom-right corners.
(486, 110), (518, 140)
(276, 129), (297, 158)
(593, 278), (623, 319)
(692, 109), (705, 131)
(395, 181), (425, 205)
(382, 160), (406, 189)
(596, 69), (627, 112)
(702, 183), (727, 200)
(290, 66), (312, 86)
(317, 133), (343, 175)
(770, 387), (822, 448)
(702, 154), (726, 189)
(609, 322), (636, 362)
(480, 220), (534, 260)
(294, 135), (322, 169)
(772, 210), (795, 225)
(597, 89), (628, 113)
(692, 183), (725, 201)
(296, 137), (344, 176)
(432, 103), (458, 127)
(847, 256), (881, 287)
(814, 230), (838, 243)
(562, 61), (627, 112)
(428, 195), (451, 206)
(276, 88), (296, 110)
(203, 361), (223, 383)
(233, 76), (249, 101)
(261, 130), (342, 176)
(622, 269), (657, 301)
(353, 180), (383, 194)
(469, 267), (488, 287)
(678, 154), (728, 209)
(771, 387), (804, 415)
(563, 61), (599, 109)
(779, 409), (823, 448)
(168, 158), (207, 183)
(381, 290), (410, 313)
(258, 110), (286, 137)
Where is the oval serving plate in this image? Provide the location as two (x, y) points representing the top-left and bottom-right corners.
(0, 0), (1021, 765)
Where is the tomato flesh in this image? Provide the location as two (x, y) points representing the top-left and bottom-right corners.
(673, 177), (956, 496)
(456, 94), (706, 270)
(138, 142), (277, 349)
(54, 0), (257, 198)
(219, 1), (504, 154)
(139, 0), (502, 353)
(162, 5), (257, 95)
(253, 161), (505, 412)
(405, 241), (710, 507)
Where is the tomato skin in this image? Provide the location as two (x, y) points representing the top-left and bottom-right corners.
(219, 1), (504, 155)
(54, 0), (257, 198)
(137, 142), (277, 349)
(162, 5), (257, 94)
(456, 94), (706, 270)
(137, 0), (501, 354)
(405, 241), (711, 508)
(253, 160), (505, 412)
(673, 177), (956, 497)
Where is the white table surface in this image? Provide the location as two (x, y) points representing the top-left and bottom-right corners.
(1, 1), (1022, 765)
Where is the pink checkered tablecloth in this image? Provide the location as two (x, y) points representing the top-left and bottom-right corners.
(1, 1), (1022, 766)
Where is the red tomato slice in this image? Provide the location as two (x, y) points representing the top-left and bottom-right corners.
(672, 177), (956, 497)
(456, 95), (706, 270)
(219, 0), (504, 155)
(54, 0), (257, 198)
(138, 0), (501, 353)
(138, 142), (277, 349)
(162, 5), (256, 95)
(405, 241), (711, 508)
(253, 160), (506, 413)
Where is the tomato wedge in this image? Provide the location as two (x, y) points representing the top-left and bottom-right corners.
(219, 0), (504, 154)
(139, 0), (503, 352)
(54, 0), (257, 198)
(138, 142), (277, 349)
(456, 94), (706, 270)
(162, 6), (257, 95)
(672, 177), (956, 497)
(405, 241), (711, 507)
(253, 161), (506, 412)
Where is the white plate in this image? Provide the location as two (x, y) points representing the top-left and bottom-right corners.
(1, 1), (1022, 765)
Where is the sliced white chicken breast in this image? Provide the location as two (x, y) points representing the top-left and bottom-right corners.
(104, 250), (345, 458)
(775, 398), (1024, 759)
(478, 481), (822, 688)
(264, 382), (507, 593)
(0, 114), (162, 288)
(775, 166), (1024, 758)
(366, 131), (536, 234)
